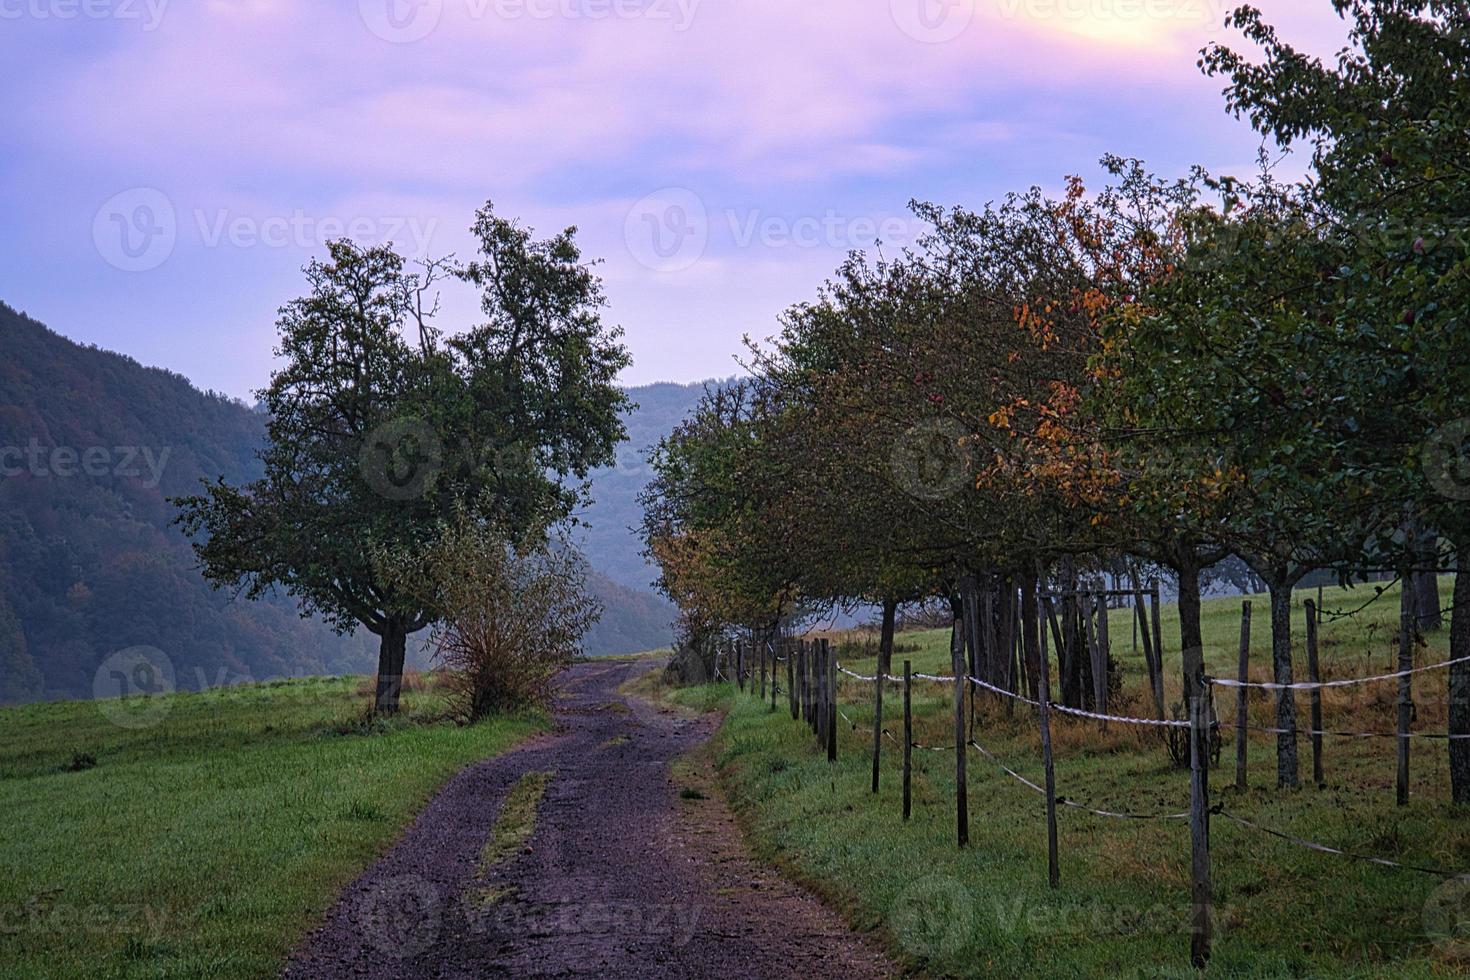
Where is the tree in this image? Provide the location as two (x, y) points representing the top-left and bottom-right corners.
(176, 203), (629, 714)
(1204, 0), (1470, 799)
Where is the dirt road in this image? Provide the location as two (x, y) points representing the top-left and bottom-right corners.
(282, 659), (896, 978)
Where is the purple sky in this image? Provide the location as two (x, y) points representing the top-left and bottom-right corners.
(1, 1), (1350, 400)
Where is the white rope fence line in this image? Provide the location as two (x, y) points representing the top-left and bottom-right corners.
(837, 661), (1470, 739)
(1211, 653), (1470, 691)
(1215, 809), (1470, 879)
(1237, 720), (1470, 741)
(838, 662), (1190, 730)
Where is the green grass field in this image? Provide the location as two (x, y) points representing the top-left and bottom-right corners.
(0, 674), (544, 979)
(667, 579), (1470, 978)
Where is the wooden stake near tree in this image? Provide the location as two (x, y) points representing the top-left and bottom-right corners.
(1150, 582), (1166, 701)
(902, 660), (913, 822)
(770, 632), (779, 713)
(872, 599), (897, 793)
(951, 615), (969, 848)
(1305, 599), (1324, 787)
(1025, 573), (1058, 886)
(736, 639), (745, 693)
(1235, 601), (1252, 792)
(1095, 593), (1111, 720)
(826, 638), (837, 763)
(1133, 574), (1166, 721)
(758, 631), (767, 702)
(1189, 664), (1213, 969)
(798, 641), (809, 726)
(787, 638), (797, 720)
(1398, 574), (1414, 806)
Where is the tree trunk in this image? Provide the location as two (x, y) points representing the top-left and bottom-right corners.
(1415, 530), (1443, 633)
(872, 598), (897, 795)
(1268, 580), (1299, 788)
(374, 619), (409, 715)
(1178, 562), (1205, 704)
(1450, 545), (1470, 805)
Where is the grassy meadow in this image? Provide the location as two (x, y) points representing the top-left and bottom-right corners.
(664, 579), (1470, 978)
(0, 673), (545, 979)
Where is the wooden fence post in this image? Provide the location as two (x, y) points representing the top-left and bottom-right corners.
(1189, 664), (1213, 969)
(902, 660), (913, 822)
(758, 632), (767, 703)
(1235, 601), (1252, 792)
(1133, 576), (1165, 721)
(1096, 592), (1110, 717)
(1150, 582), (1165, 703)
(798, 641), (808, 725)
(1031, 582), (1059, 888)
(952, 619), (969, 849)
(1085, 593), (1104, 730)
(816, 640), (827, 746)
(1305, 599), (1324, 787)
(787, 639), (797, 720)
(826, 639), (837, 763)
(807, 640), (817, 733)
(1398, 575), (1413, 806)
(770, 633), (779, 713)
(871, 651), (885, 794)
(736, 639), (745, 693)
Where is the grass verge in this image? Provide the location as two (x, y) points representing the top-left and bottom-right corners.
(661, 580), (1470, 978)
(0, 674), (545, 979)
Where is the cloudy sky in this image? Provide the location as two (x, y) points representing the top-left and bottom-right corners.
(1, 0), (1351, 400)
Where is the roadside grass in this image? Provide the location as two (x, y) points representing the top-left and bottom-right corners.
(0, 674), (545, 979)
(668, 579), (1470, 978)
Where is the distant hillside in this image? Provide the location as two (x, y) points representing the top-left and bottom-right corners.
(0, 304), (689, 702)
(0, 302), (385, 702)
(575, 380), (719, 594)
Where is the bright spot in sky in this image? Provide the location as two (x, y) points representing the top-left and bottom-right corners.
(1000, 0), (1214, 47)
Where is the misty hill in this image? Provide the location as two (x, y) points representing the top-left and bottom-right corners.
(0, 304), (694, 703)
(575, 380), (715, 593)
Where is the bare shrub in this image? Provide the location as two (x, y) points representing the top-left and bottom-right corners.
(409, 520), (600, 722)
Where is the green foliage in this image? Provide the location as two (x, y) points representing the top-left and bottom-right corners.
(174, 204), (631, 710)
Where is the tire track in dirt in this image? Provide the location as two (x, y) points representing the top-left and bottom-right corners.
(282, 659), (896, 978)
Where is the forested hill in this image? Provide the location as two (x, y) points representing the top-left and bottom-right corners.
(0, 304), (697, 703)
